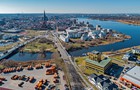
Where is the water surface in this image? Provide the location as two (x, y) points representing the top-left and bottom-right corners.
(7, 52), (53, 61)
(69, 18), (140, 56)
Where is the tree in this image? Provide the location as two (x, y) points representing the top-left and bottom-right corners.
(51, 51), (65, 70)
(2, 60), (18, 68)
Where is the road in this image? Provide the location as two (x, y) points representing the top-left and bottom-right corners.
(52, 33), (85, 90)
(50, 31), (92, 90)
(0, 35), (42, 61)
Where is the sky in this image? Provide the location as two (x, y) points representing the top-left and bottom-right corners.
(0, 0), (140, 14)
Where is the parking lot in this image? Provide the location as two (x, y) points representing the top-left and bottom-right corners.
(0, 66), (66, 90)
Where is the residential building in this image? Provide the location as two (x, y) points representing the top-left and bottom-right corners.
(136, 60), (140, 64)
(98, 79), (111, 90)
(59, 34), (69, 43)
(81, 32), (89, 41)
(88, 74), (118, 90)
(132, 48), (140, 55)
(122, 53), (137, 60)
(96, 25), (102, 30)
(88, 74), (98, 85)
(58, 21), (117, 42)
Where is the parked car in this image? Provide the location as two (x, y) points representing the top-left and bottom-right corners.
(47, 84), (55, 90)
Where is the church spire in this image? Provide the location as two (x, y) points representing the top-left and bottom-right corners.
(43, 10), (48, 22)
(43, 10), (47, 22)
(41, 10), (48, 30)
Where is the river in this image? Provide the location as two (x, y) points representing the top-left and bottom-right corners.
(7, 52), (53, 61)
(69, 18), (140, 56)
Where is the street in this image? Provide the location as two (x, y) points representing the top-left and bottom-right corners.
(51, 32), (86, 90)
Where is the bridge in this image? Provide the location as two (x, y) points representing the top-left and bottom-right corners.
(0, 35), (41, 61)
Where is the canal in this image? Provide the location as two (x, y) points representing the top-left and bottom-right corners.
(69, 18), (140, 56)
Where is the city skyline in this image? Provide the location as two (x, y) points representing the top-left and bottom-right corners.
(0, 0), (140, 14)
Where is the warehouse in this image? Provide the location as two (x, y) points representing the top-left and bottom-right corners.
(120, 66), (140, 88)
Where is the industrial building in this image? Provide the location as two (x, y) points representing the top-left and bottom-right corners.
(120, 66), (140, 88)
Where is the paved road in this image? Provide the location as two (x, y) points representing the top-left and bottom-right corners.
(51, 32), (86, 90)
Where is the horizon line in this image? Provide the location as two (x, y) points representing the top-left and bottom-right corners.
(0, 12), (140, 14)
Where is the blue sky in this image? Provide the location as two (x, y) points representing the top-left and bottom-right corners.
(0, 0), (140, 13)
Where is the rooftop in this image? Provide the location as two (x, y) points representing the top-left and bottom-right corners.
(132, 48), (140, 51)
(122, 66), (140, 86)
(85, 58), (111, 67)
(89, 73), (97, 78)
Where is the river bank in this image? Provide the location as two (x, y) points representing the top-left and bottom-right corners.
(63, 34), (131, 52)
(103, 45), (140, 55)
(69, 18), (140, 56)
(117, 20), (140, 26)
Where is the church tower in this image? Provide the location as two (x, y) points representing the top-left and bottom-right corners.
(41, 10), (48, 30)
(43, 10), (48, 22)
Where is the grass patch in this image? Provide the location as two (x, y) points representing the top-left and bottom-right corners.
(111, 55), (124, 60)
(75, 56), (87, 65)
(0, 42), (20, 51)
(22, 38), (56, 53)
(25, 30), (45, 37)
(0, 65), (4, 69)
(137, 55), (140, 60)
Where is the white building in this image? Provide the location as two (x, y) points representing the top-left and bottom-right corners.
(58, 23), (116, 42)
(132, 48), (140, 55)
(122, 53), (137, 60)
(59, 34), (69, 43)
(81, 32), (89, 41)
(96, 25), (102, 30)
(88, 30), (107, 39)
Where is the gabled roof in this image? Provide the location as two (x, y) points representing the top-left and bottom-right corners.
(98, 75), (108, 80)
(100, 79), (111, 88)
(89, 74), (98, 79)
(132, 48), (140, 51)
(105, 83), (118, 90)
(95, 76), (104, 83)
